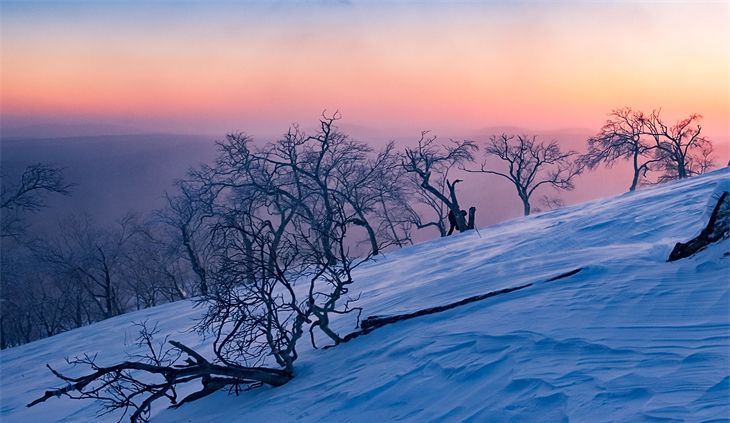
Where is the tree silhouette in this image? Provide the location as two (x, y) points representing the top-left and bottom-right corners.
(467, 134), (580, 216)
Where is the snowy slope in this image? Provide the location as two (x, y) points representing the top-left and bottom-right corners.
(2, 169), (729, 422)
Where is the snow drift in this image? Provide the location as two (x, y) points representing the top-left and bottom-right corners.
(2, 168), (729, 422)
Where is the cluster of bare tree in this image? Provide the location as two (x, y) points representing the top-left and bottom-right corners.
(5, 110), (718, 421)
(2, 109), (718, 351)
(177, 114), (413, 368)
(1, 164), (75, 347)
(16, 119), (585, 420)
(580, 108), (715, 191)
(0, 119), (429, 349)
(1, 213), (200, 349)
(24, 113), (423, 420)
(1, 166), (202, 348)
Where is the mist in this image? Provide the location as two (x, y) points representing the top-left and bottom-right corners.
(1, 123), (638, 238)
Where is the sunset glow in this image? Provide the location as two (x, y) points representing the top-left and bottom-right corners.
(2, 1), (729, 139)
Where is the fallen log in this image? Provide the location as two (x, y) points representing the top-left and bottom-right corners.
(27, 339), (292, 422)
(340, 267), (583, 343)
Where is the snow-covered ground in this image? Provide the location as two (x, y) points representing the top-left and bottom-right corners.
(2, 169), (729, 422)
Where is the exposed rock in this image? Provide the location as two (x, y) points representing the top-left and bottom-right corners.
(668, 191), (730, 262)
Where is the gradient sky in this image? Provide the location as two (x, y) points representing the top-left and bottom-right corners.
(1, 0), (729, 140)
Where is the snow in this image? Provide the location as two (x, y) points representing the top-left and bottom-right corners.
(2, 168), (729, 422)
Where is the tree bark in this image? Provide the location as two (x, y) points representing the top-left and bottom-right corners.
(521, 197), (531, 216)
(27, 340), (292, 411)
(630, 151), (640, 192)
(467, 207), (476, 230)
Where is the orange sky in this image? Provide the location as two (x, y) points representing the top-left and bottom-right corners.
(1, 1), (728, 141)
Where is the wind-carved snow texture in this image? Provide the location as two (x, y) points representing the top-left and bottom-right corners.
(2, 168), (729, 422)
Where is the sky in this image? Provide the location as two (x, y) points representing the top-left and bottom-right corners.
(1, 0), (729, 141)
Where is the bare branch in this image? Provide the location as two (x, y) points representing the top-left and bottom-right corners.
(467, 134), (580, 215)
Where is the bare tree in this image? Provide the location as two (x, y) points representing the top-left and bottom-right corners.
(581, 108), (716, 189)
(27, 115), (390, 420)
(28, 322), (291, 423)
(0, 165), (82, 348)
(119, 222), (191, 308)
(332, 141), (412, 254)
(1, 212), (193, 349)
(3, 237), (99, 349)
(159, 182), (214, 296)
(33, 214), (139, 320)
(402, 132), (477, 235)
(579, 108), (663, 192)
(371, 161), (416, 247)
(0, 250), (51, 347)
(527, 197), (564, 215)
(640, 110), (715, 181)
(404, 178), (449, 237)
(1, 163), (72, 238)
(197, 114), (374, 356)
(467, 134), (581, 216)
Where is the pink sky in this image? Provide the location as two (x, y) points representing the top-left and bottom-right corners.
(1, 1), (728, 146)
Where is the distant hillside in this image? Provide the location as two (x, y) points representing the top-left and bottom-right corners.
(1, 134), (218, 228)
